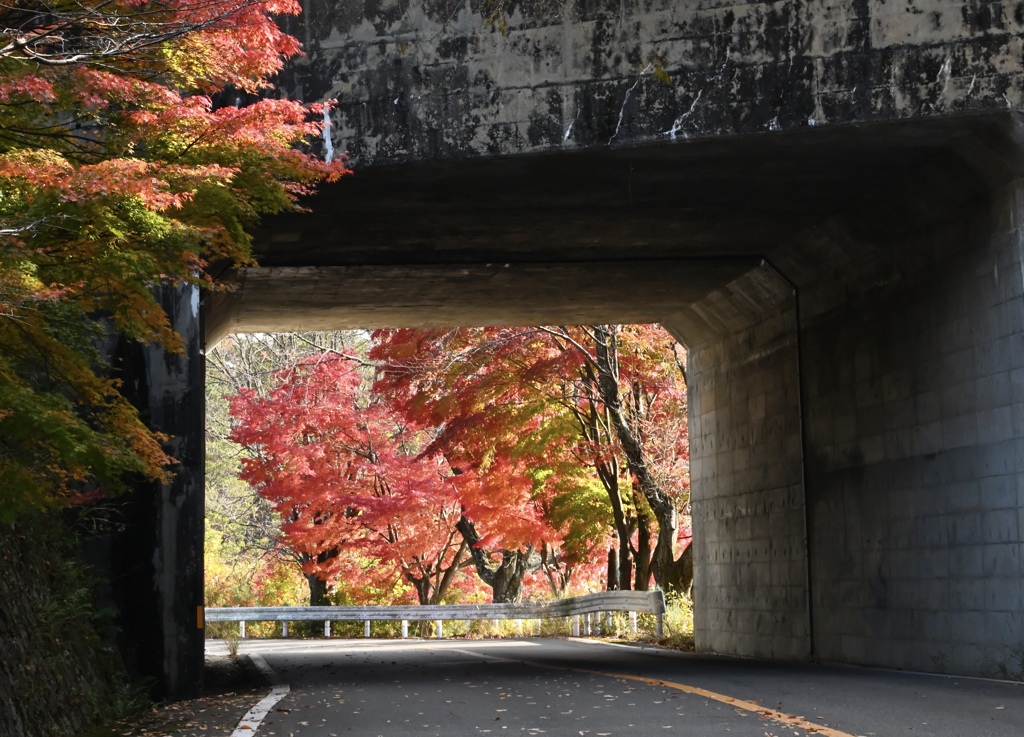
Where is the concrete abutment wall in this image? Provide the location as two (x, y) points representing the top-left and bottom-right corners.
(803, 177), (1024, 675)
(113, 284), (206, 700)
(665, 269), (811, 662)
(672, 171), (1024, 677)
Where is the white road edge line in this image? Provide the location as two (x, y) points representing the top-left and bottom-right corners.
(230, 652), (289, 737)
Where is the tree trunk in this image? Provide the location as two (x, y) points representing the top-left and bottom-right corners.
(304, 571), (330, 606)
(455, 514), (532, 603)
(593, 325), (689, 595)
(301, 548), (338, 605)
(429, 539), (468, 605)
(404, 571), (431, 605)
(633, 501), (653, 590)
(606, 546), (619, 590)
(653, 539), (693, 594)
(607, 488), (634, 591)
(489, 549), (531, 603)
(299, 548), (337, 635)
(574, 365), (637, 594)
(618, 543), (633, 592)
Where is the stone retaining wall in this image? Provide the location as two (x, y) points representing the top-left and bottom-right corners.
(0, 520), (117, 737)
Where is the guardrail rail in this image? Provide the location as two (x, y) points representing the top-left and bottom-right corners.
(206, 590), (666, 639)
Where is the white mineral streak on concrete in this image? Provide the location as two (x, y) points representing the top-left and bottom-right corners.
(322, 106), (335, 164)
(666, 89), (703, 140)
(608, 63), (653, 145)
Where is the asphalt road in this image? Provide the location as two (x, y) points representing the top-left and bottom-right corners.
(225, 638), (1024, 737)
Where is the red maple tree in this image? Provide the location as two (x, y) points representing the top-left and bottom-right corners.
(228, 355), (471, 606)
(372, 323), (692, 594)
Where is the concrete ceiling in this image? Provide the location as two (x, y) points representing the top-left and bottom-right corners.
(205, 112), (1020, 345)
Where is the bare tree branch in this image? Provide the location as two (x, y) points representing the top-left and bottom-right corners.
(0, 0), (270, 65)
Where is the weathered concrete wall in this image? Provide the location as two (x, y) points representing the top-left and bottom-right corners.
(667, 274), (810, 661)
(114, 284), (206, 699)
(668, 129), (1024, 675)
(289, 0), (1024, 166)
(800, 178), (1024, 675)
(205, 0), (1024, 681)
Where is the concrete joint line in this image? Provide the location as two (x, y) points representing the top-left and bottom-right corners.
(231, 653), (289, 736)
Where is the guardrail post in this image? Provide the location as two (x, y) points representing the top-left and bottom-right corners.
(571, 615), (579, 637)
(605, 611), (613, 632)
(364, 621), (371, 638)
(629, 611), (637, 634)
(401, 620), (408, 638)
(435, 620), (443, 638)
(655, 612), (664, 638)
(584, 613), (591, 636)
(239, 620), (246, 639)
(491, 618), (499, 630)
(282, 621), (289, 638)
(324, 620), (331, 638)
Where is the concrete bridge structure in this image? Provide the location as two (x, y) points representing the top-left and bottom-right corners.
(126, 1), (1024, 697)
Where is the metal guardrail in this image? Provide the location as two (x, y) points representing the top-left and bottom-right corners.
(206, 590), (666, 639)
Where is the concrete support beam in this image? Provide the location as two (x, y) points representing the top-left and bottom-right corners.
(206, 260), (757, 347)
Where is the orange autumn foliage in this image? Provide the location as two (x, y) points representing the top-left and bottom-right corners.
(0, 0), (349, 515)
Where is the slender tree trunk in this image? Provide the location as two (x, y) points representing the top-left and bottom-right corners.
(592, 325), (692, 594)
(606, 479), (634, 591)
(633, 501), (653, 590)
(617, 542), (632, 591)
(429, 540), (468, 605)
(606, 546), (619, 590)
(573, 366), (638, 594)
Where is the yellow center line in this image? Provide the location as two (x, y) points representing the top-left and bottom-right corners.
(447, 648), (856, 737)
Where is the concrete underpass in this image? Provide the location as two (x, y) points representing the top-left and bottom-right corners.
(115, 1), (1024, 698)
